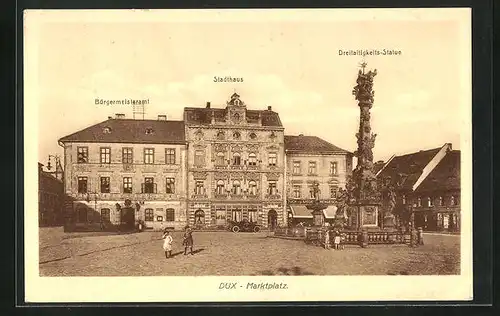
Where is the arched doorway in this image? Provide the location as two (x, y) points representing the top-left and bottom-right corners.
(195, 209), (205, 226)
(268, 210), (278, 231)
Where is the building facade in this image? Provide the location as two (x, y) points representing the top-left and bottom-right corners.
(183, 93), (286, 230)
(376, 143), (461, 232)
(59, 116), (188, 231)
(38, 163), (64, 226)
(285, 135), (353, 226)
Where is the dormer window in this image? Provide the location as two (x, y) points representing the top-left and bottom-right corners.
(103, 127), (112, 134)
(145, 128), (154, 135)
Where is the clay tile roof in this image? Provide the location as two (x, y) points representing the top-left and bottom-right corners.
(59, 119), (186, 144)
(378, 147), (441, 190)
(416, 150), (461, 192)
(284, 135), (352, 154)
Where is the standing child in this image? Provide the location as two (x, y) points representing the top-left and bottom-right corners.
(339, 232), (346, 250)
(162, 230), (173, 259)
(324, 229), (331, 250)
(333, 230), (341, 250)
(183, 226), (194, 255)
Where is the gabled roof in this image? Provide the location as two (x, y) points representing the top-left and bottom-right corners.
(183, 107), (283, 127)
(377, 147), (441, 190)
(59, 119), (186, 144)
(284, 135), (352, 155)
(416, 150), (460, 192)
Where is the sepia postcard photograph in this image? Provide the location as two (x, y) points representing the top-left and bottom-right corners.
(24, 8), (473, 303)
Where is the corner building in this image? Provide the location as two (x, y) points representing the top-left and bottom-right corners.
(59, 116), (188, 231)
(183, 93), (286, 229)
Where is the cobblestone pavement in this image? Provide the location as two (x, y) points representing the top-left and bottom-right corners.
(39, 227), (460, 276)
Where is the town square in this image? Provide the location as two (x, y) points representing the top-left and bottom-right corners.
(39, 227), (460, 277)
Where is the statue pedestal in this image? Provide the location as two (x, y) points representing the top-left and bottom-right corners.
(383, 213), (396, 231)
(352, 203), (380, 230)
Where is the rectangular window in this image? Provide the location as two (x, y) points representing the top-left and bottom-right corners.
(165, 148), (176, 165)
(216, 152), (226, 166)
(122, 148), (133, 164)
(143, 177), (155, 193)
(308, 161), (317, 175)
(100, 147), (111, 164)
(166, 178), (175, 194)
(417, 197), (422, 207)
(292, 161), (301, 174)
(100, 208), (110, 222)
(438, 196), (444, 206)
(248, 210), (258, 223)
(330, 186), (338, 198)
(293, 185), (301, 198)
(248, 153), (257, 166)
(402, 195), (407, 205)
(194, 150), (205, 166)
(100, 177), (110, 193)
(195, 180), (205, 195)
(166, 209), (175, 222)
(428, 197), (434, 207)
(144, 148), (154, 164)
(268, 153), (277, 167)
(77, 147), (88, 163)
(330, 162), (338, 175)
(268, 180), (277, 195)
(78, 177), (88, 193)
(123, 177), (132, 193)
(145, 208), (154, 221)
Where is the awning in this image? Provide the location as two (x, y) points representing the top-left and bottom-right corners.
(323, 205), (338, 219)
(289, 205), (313, 218)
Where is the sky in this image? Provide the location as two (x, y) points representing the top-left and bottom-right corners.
(26, 9), (471, 167)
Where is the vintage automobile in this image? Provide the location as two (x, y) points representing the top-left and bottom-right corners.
(227, 219), (261, 233)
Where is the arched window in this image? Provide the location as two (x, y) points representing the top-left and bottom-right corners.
(216, 180), (225, 195)
(233, 131), (241, 140)
(166, 208), (175, 222)
(195, 209), (205, 225)
(248, 180), (257, 195)
(439, 196), (444, 206)
(232, 180), (241, 195)
(249, 132), (257, 140)
(450, 196), (455, 206)
(216, 152), (225, 166)
(216, 131), (225, 140)
(248, 153), (257, 166)
(233, 152), (241, 165)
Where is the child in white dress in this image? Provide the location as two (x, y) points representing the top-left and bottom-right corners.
(162, 230), (173, 259)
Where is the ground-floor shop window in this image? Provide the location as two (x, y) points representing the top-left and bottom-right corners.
(232, 209), (242, 222)
(248, 210), (258, 223)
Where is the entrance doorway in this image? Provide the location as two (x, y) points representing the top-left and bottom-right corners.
(121, 207), (135, 230)
(268, 209), (278, 231)
(195, 209), (205, 226)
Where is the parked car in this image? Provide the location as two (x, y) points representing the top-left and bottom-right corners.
(228, 219), (261, 233)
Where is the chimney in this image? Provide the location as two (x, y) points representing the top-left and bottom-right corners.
(299, 133), (304, 137)
(158, 115), (167, 121)
(115, 113), (125, 119)
(267, 106), (272, 111)
(108, 116), (112, 120)
(206, 102), (211, 108)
